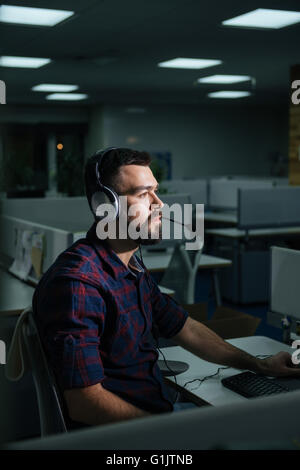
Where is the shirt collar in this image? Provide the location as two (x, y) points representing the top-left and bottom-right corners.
(86, 223), (144, 280)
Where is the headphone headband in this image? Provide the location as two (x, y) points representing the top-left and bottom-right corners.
(95, 147), (117, 188)
(91, 147), (120, 221)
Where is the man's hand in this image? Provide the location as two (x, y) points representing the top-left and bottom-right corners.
(256, 351), (300, 377)
(173, 317), (300, 378)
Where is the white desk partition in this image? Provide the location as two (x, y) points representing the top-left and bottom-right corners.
(208, 179), (274, 210)
(0, 196), (93, 228)
(0, 214), (88, 279)
(238, 186), (300, 229)
(270, 246), (300, 321)
(160, 179), (207, 204)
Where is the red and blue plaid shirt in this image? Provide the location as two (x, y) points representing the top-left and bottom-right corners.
(33, 224), (188, 416)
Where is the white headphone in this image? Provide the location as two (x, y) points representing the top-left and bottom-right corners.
(91, 147), (120, 221)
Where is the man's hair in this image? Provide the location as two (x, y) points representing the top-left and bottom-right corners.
(84, 147), (152, 215)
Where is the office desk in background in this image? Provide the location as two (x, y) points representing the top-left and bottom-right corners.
(142, 248), (232, 306)
(204, 211), (238, 228)
(205, 226), (300, 304)
(206, 226), (300, 240)
(161, 336), (292, 407)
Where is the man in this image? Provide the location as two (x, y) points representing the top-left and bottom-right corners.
(33, 147), (300, 429)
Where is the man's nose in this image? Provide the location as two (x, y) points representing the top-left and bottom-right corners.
(152, 192), (164, 209)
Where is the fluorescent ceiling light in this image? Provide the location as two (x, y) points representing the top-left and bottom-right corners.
(198, 75), (251, 84)
(0, 56), (51, 68)
(32, 84), (78, 92)
(0, 5), (74, 26)
(222, 8), (300, 29)
(158, 57), (222, 69)
(46, 93), (88, 101)
(208, 91), (251, 99)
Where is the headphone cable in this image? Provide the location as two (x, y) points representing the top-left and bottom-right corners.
(138, 244), (180, 403)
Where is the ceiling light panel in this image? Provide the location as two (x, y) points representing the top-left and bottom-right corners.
(158, 57), (222, 69)
(222, 8), (300, 29)
(46, 93), (88, 101)
(32, 84), (78, 92)
(198, 75), (252, 84)
(0, 5), (74, 26)
(0, 56), (51, 68)
(208, 91), (251, 99)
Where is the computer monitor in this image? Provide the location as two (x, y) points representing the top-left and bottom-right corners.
(270, 246), (300, 321)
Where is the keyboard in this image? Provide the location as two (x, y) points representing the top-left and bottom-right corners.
(221, 371), (290, 398)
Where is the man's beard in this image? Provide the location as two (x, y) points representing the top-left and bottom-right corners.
(128, 211), (162, 246)
(137, 222), (162, 246)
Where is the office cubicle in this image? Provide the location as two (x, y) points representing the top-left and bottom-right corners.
(208, 186), (300, 304)
(238, 186), (300, 230)
(0, 197), (94, 283)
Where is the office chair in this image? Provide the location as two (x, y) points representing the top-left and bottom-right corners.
(21, 309), (68, 436)
(159, 242), (202, 304)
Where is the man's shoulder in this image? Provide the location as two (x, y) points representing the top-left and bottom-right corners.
(41, 237), (107, 288)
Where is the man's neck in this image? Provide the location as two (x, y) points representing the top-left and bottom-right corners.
(106, 238), (139, 267)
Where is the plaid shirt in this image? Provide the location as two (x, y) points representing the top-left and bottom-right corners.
(32, 224), (188, 415)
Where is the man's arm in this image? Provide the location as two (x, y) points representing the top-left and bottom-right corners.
(64, 383), (150, 426)
(173, 316), (300, 377)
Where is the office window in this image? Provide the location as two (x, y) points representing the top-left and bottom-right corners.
(0, 123), (86, 198)
(0, 123), (47, 197)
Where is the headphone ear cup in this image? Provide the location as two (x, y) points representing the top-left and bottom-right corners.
(91, 186), (119, 222)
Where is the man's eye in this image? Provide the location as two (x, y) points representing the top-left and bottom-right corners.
(139, 192), (147, 198)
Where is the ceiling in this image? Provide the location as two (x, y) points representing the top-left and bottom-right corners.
(1, 0), (300, 107)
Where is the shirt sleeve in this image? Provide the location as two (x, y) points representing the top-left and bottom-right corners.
(33, 277), (106, 391)
(147, 274), (188, 339)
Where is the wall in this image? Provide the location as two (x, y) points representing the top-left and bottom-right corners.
(88, 103), (289, 179)
(0, 105), (89, 124)
(0, 101), (289, 181)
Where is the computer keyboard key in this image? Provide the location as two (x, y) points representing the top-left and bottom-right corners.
(221, 371), (289, 398)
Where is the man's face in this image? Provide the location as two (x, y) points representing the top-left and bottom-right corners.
(116, 165), (164, 245)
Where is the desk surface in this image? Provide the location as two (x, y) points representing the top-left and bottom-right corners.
(142, 249), (232, 272)
(206, 226), (300, 239)
(160, 336), (292, 407)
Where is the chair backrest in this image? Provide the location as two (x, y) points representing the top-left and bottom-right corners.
(160, 243), (202, 304)
(21, 309), (68, 436)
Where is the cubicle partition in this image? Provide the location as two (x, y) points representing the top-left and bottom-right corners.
(238, 186), (300, 229)
(160, 179), (207, 205)
(0, 197), (95, 279)
(208, 178), (275, 211)
(0, 215), (82, 278)
(0, 196), (93, 228)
